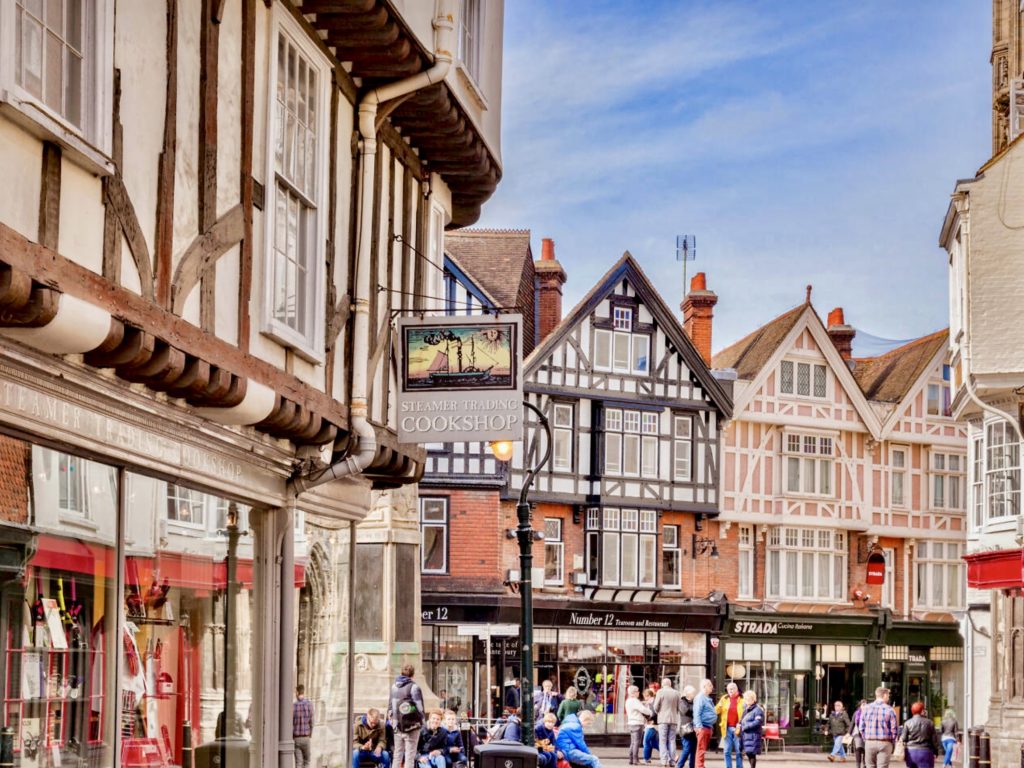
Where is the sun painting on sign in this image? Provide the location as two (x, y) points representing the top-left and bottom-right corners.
(404, 323), (515, 392)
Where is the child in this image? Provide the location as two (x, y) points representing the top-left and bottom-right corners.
(535, 712), (561, 768)
(417, 711), (449, 768)
(442, 711), (466, 768)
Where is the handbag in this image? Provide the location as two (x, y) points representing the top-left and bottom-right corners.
(892, 740), (905, 760)
(842, 734), (854, 747)
(679, 722), (694, 738)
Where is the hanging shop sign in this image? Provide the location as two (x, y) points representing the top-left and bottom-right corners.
(397, 315), (523, 443)
(866, 550), (887, 586)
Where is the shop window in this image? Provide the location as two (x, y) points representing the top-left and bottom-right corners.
(766, 527), (846, 601)
(891, 446), (908, 507)
(604, 408), (659, 478)
(779, 360), (826, 398)
(738, 525), (754, 598)
(927, 365), (953, 417)
(662, 525), (680, 590)
(931, 452), (964, 510)
(986, 421), (1020, 519)
(673, 415), (692, 482)
(419, 497), (448, 574)
(585, 508), (656, 588)
(543, 518), (563, 586)
(914, 541), (964, 611)
(552, 404), (574, 472)
(783, 433), (833, 497)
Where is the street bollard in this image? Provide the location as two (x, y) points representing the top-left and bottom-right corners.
(980, 729), (991, 767)
(1020, 740), (1024, 768)
(969, 728), (981, 768)
(0, 726), (13, 768)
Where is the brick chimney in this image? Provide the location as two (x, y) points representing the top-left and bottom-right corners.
(535, 238), (566, 345)
(827, 307), (855, 361)
(682, 272), (717, 367)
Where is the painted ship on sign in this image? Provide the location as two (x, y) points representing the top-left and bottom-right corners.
(404, 323), (515, 392)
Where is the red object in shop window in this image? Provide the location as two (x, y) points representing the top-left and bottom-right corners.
(121, 738), (167, 768)
(156, 672), (174, 697)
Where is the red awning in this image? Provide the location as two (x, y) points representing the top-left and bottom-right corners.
(32, 534), (116, 574)
(965, 548), (1024, 590)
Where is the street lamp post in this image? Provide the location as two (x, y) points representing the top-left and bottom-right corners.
(491, 400), (551, 747)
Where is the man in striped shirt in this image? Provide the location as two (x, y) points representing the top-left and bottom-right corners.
(861, 687), (899, 768)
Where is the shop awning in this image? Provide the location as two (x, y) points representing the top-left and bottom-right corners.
(33, 534), (116, 574)
(964, 548), (1024, 590)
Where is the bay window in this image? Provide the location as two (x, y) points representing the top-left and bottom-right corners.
(766, 527), (846, 601)
(552, 404), (574, 472)
(930, 452), (964, 510)
(585, 507), (657, 587)
(780, 360), (827, 398)
(604, 408), (659, 478)
(914, 541), (964, 610)
(987, 421), (1020, 519)
(783, 433), (833, 496)
(891, 446), (908, 507)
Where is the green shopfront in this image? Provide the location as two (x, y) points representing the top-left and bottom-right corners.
(718, 609), (963, 745)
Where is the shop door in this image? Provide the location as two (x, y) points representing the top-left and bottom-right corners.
(881, 663), (905, 722)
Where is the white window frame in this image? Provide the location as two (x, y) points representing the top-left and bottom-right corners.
(419, 497), (449, 575)
(914, 541), (964, 611)
(57, 453), (89, 517)
(662, 524), (681, 590)
(738, 525), (754, 598)
(986, 420), (1020, 521)
(262, 7), (330, 360)
(604, 407), (659, 479)
(765, 527), (847, 602)
(543, 518), (563, 586)
(613, 307), (633, 331)
(779, 359), (827, 399)
(972, 435), (984, 529)
(891, 445), (909, 508)
(587, 507), (656, 588)
(783, 432), (834, 498)
(552, 403), (574, 472)
(926, 365), (953, 418)
(880, 547), (895, 610)
(166, 484), (210, 531)
(930, 451), (965, 511)
(592, 328), (650, 376)
(457, 0), (482, 83)
(0, 0), (115, 163)
(673, 415), (692, 482)
(428, 204), (446, 313)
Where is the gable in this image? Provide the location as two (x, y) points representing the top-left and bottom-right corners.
(882, 344), (966, 444)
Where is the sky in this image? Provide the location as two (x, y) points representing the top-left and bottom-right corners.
(475, 1), (992, 355)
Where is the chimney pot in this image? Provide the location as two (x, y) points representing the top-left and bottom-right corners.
(828, 307), (846, 328)
(541, 238), (555, 261)
(826, 306), (856, 361)
(682, 273), (717, 368)
(690, 272), (707, 292)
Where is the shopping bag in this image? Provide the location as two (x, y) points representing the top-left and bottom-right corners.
(842, 734), (854, 747)
(892, 740), (905, 760)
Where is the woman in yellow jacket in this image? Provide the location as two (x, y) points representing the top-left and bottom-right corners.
(715, 683), (745, 768)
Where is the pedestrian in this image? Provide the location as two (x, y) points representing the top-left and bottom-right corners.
(653, 677), (681, 766)
(417, 710), (449, 768)
(715, 682), (745, 768)
(677, 685), (697, 768)
(555, 710), (601, 768)
(293, 685), (314, 768)
(827, 701), (852, 762)
(627, 685), (653, 765)
(939, 709), (959, 768)
(851, 701), (868, 768)
(442, 711), (466, 768)
(502, 710), (523, 743)
(389, 664), (427, 768)
(642, 688), (659, 765)
(535, 679), (561, 722)
(692, 680), (718, 768)
(505, 679), (522, 712)
(739, 691), (764, 768)
(861, 687), (899, 768)
(900, 702), (942, 768)
(535, 712), (562, 768)
(558, 686), (583, 723)
(353, 708), (391, 768)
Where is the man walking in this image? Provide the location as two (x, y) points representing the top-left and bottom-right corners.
(653, 677), (681, 766)
(505, 679), (522, 712)
(293, 685), (314, 768)
(827, 701), (852, 763)
(861, 687), (899, 768)
(692, 680), (718, 768)
(715, 682), (745, 768)
(390, 664), (427, 768)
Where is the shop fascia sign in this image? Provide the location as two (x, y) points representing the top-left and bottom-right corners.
(397, 315), (523, 443)
(732, 620), (814, 635)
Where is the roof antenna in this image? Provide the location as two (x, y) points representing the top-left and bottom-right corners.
(676, 235), (696, 302)
(805, 285), (813, 305)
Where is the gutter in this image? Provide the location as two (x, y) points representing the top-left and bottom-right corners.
(289, 1), (456, 495)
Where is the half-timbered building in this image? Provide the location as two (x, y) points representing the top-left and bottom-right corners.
(419, 251), (734, 737)
(0, 1), (504, 766)
(713, 297), (966, 744)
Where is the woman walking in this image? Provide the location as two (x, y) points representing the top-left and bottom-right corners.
(940, 709), (959, 768)
(626, 686), (653, 765)
(851, 701), (867, 768)
(739, 691), (764, 768)
(557, 687), (583, 723)
(900, 702), (942, 768)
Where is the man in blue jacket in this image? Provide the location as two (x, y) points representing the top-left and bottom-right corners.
(692, 680), (718, 768)
(555, 711), (601, 768)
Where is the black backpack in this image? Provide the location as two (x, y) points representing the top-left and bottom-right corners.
(394, 681), (423, 732)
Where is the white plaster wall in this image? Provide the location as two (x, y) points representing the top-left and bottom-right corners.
(120, 235), (142, 295)
(182, 282), (200, 326)
(57, 159), (104, 272)
(216, 0), (242, 219)
(0, 117), (42, 239)
(115, 0), (165, 261)
(172, 0), (202, 265)
(967, 140), (1024, 376)
(215, 243), (240, 345)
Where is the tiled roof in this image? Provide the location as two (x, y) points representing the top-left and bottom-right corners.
(711, 304), (807, 379)
(852, 329), (948, 403)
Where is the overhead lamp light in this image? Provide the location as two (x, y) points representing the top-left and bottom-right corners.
(489, 440), (514, 462)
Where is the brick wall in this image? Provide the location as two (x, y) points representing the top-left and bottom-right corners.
(0, 435), (29, 524)
(421, 488), (507, 594)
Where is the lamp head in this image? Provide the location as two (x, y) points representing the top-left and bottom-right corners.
(710, 543), (720, 559)
(489, 440), (515, 462)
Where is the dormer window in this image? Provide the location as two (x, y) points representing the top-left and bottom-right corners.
(780, 360), (826, 398)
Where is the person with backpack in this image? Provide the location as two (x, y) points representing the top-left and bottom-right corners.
(389, 664), (427, 768)
(417, 711), (449, 768)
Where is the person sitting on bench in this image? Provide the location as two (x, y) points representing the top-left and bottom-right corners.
(353, 709), (391, 768)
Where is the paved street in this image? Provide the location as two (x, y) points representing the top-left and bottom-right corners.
(590, 747), (834, 766)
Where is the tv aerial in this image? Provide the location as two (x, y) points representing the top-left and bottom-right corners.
(676, 235), (696, 296)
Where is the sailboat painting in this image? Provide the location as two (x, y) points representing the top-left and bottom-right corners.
(402, 321), (517, 392)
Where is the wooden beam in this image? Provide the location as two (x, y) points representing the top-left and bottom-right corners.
(155, 0), (178, 307)
(37, 143), (61, 251)
(238, 0), (255, 352)
(198, 0), (219, 233)
(104, 176), (155, 299)
(0, 222), (349, 431)
(171, 205), (245, 313)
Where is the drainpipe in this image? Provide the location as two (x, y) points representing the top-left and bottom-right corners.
(288, 1), (456, 495)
